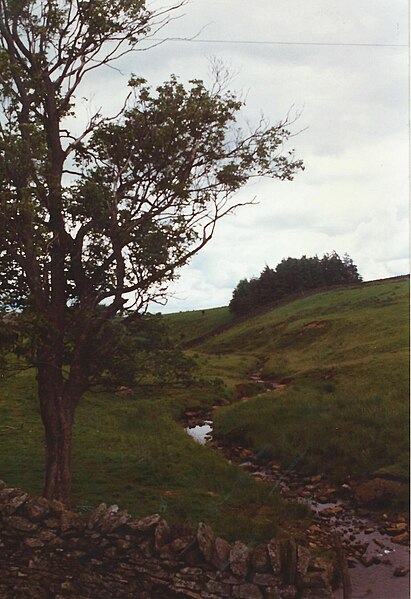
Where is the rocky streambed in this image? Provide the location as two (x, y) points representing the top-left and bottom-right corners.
(183, 399), (410, 599)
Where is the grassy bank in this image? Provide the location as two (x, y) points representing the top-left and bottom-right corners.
(0, 369), (307, 544)
(164, 306), (233, 345)
(202, 278), (410, 483)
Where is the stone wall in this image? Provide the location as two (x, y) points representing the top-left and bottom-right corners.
(0, 482), (336, 598)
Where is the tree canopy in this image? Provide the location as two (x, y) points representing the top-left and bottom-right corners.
(229, 252), (362, 316)
(0, 0), (303, 503)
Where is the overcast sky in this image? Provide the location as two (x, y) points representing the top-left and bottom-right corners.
(87, 0), (409, 313)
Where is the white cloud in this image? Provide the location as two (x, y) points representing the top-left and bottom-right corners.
(73, 0), (409, 312)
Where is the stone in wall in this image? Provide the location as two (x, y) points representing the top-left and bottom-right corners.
(0, 483), (336, 599)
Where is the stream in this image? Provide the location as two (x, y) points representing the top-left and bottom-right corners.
(184, 372), (410, 599)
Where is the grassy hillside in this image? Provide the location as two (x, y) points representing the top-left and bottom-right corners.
(163, 306), (232, 344)
(0, 277), (408, 539)
(200, 278), (409, 484)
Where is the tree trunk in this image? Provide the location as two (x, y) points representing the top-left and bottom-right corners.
(37, 365), (78, 506)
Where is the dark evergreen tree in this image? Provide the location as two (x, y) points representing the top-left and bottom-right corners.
(342, 253), (363, 283)
(229, 278), (257, 315)
(229, 252), (362, 315)
(257, 266), (278, 305)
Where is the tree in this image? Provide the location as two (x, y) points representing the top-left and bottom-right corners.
(0, 0), (303, 505)
(62, 309), (197, 390)
(342, 252), (362, 283)
(321, 251), (362, 285)
(229, 252), (362, 315)
(229, 278), (253, 316)
(257, 265), (277, 306)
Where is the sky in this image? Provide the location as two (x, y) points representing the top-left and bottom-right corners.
(84, 0), (409, 313)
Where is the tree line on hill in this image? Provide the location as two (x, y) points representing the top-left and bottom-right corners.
(229, 252), (362, 315)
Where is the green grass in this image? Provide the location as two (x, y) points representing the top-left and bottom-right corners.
(189, 351), (259, 393)
(163, 306), (233, 344)
(207, 279), (409, 485)
(0, 277), (408, 537)
(0, 370), (307, 544)
(0, 369), (44, 493)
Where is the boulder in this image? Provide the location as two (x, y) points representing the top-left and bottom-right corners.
(360, 555), (375, 567)
(197, 522), (215, 562)
(206, 580), (232, 597)
(211, 536), (231, 570)
(170, 535), (196, 555)
(394, 566), (410, 577)
(0, 488), (29, 516)
(267, 540), (282, 575)
(296, 545), (311, 584)
(319, 506), (343, 517)
(61, 510), (86, 532)
(265, 586), (297, 599)
(44, 517), (60, 529)
(87, 504), (130, 533)
(251, 543), (270, 572)
(154, 518), (170, 552)
(354, 478), (409, 507)
(300, 571), (333, 589)
(50, 499), (66, 516)
(232, 583), (263, 599)
(23, 497), (50, 520)
(115, 386), (133, 396)
(308, 557), (334, 585)
(24, 537), (45, 548)
(131, 513), (161, 532)
(252, 573), (278, 586)
(229, 541), (250, 577)
(391, 532), (409, 545)
(38, 529), (57, 542)
(4, 515), (38, 533)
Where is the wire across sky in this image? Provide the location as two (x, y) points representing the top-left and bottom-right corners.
(151, 37), (407, 49)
